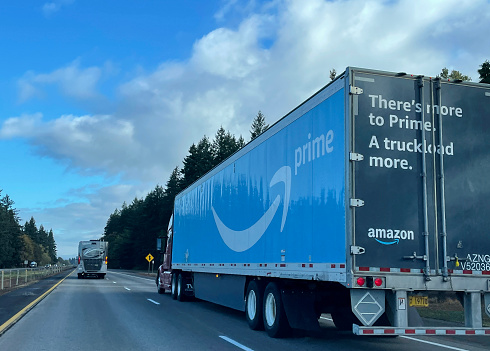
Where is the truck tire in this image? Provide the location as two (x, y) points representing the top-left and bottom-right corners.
(171, 273), (178, 300)
(177, 274), (185, 301)
(77, 273), (82, 279)
(156, 276), (164, 294)
(263, 282), (290, 338)
(245, 281), (264, 330)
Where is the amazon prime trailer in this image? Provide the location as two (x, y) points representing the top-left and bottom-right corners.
(157, 67), (490, 337)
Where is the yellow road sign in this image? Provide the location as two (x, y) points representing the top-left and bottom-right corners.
(146, 253), (154, 262)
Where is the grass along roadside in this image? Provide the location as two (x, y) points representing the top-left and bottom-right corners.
(416, 294), (490, 327)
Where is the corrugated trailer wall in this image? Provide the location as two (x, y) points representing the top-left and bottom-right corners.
(173, 77), (348, 279)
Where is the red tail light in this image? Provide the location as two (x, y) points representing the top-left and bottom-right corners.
(374, 278), (383, 287)
(356, 277), (365, 286)
(78, 256), (80, 264)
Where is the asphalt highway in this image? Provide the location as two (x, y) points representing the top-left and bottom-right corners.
(0, 270), (488, 351)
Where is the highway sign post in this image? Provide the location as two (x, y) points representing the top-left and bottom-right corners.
(146, 253), (154, 274)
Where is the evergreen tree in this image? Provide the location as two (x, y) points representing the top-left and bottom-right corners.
(237, 135), (246, 148)
(38, 225), (48, 248)
(181, 137), (213, 189)
(250, 111), (269, 140)
(0, 192), (22, 268)
(47, 229), (57, 263)
(478, 60), (490, 84)
(440, 67), (471, 81)
(24, 217), (38, 244)
(166, 167), (183, 200)
(212, 126), (241, 165)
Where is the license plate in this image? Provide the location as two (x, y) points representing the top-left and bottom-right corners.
(409, 295), (428, 307)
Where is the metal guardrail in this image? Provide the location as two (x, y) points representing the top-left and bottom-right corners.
(0, 265), (74, 291)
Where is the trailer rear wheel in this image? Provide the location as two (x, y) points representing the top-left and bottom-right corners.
(245, 281), (264, 330)
(171, 273), (178, 300)
(263, 282), (290, 338)
(177, 274), (185, 301)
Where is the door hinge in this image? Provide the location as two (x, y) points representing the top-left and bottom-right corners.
(350, 85), (363, 95)
(350, 198), (364, 207)
(351, 246), (366, 255)
(350, 152), (364, 161)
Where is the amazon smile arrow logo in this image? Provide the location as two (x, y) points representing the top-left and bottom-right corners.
(212, 166), (291, 252)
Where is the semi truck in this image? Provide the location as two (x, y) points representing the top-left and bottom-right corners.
(77, 240), (108, 279)
(156, 67), (490, 337)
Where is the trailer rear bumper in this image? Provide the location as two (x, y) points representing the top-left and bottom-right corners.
(353, 324), (490, 336)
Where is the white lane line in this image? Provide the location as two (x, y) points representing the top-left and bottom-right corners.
(219, 336), (254, 351)
(113, 281), (117, 284)
(147, 299), (160, 305)
(401, 336), (469, 351)
(109, 271), (155, 283)
(320, 316), (333, 321)
(124, 287), (131, 291)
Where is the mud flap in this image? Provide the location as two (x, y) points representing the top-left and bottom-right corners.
(281, 289), (321, 331)
(351, 289), (385, 326)
(181, 274), (195, 297)
(485, 293), (490, 319)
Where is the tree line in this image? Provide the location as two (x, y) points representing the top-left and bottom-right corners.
(102, 112), (269, 269)
(0, 190), (58, 268)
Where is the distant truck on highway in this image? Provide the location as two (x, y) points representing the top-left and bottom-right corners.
(77, 240), (108, 279)
(156, 67), (490, 337)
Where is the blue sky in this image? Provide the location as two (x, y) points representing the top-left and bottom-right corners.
(1, 0), (489, 258)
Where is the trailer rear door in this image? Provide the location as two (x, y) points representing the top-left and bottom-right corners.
(349, 69), (490, 278)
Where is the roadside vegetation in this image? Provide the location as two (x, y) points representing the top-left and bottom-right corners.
(0, 191), (59, 269)
(416, 292), (490, 327)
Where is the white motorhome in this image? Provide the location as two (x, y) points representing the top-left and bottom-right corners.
(77, 240), (108, 279)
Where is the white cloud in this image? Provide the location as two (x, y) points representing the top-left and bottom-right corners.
(1, 113), (139, 178)
(0, 113), (43, 139)
(7, 0), (490, 256)
(18, 60), (102, 102)
(42, 0), (75, 17)
(191, 15), (272, 79)
(11, 0), (490, 183)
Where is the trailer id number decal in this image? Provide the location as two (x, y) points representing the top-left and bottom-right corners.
(459, 254), (490, 271)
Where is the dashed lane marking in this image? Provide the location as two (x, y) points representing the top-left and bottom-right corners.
(219, 336), (254, 351)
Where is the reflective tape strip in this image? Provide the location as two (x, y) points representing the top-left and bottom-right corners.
(356, 267), (490, 275)
(353, 325), (490, 336)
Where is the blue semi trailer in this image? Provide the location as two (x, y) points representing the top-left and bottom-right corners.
(157, 67), (490, 337)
